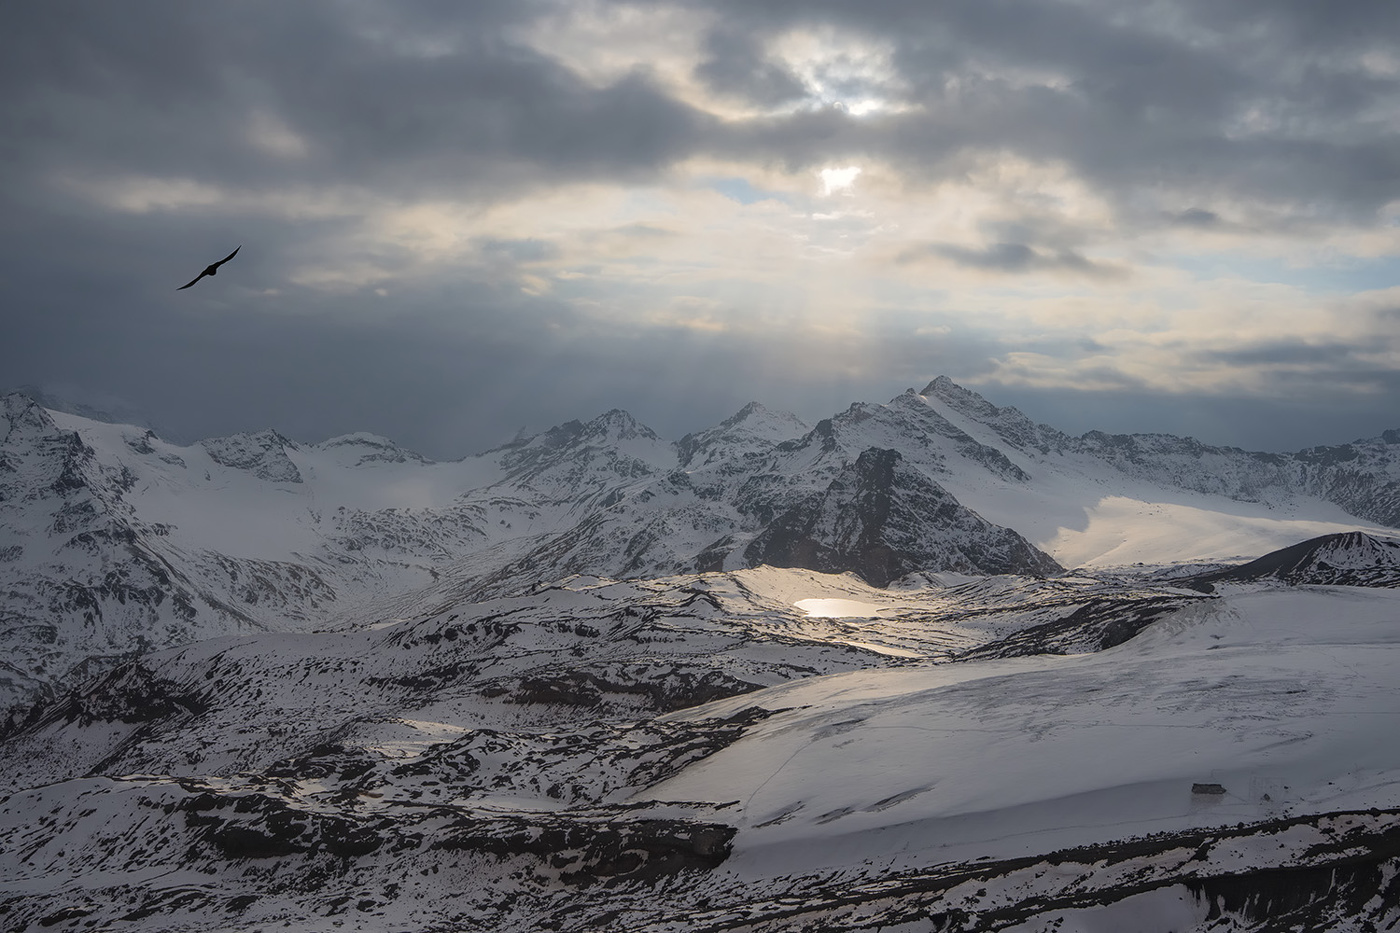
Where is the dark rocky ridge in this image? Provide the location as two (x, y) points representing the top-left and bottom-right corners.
(652, 807), (1400, 932)
(742, 448), (1061, 585)
(1183, 531), (1400, 589)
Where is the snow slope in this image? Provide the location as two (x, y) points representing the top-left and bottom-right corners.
(897, 379), (1400, 569)
(645, 585), (1400, 869)
(2, 565), (1399, 931)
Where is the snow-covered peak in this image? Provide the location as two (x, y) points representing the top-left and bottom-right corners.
(496, 410), (664, 461)
(1, 392), (58, 440)
(315, 432), (428, 466)
(4, 386), (154, 432)
(580, 409), (660, 444)
(823, 394), (1033, 483)
(1304, 531), (1400, 572)
(0, 394), (97, 501)
(717, 401), (807, 438)
(485, 410), (673, 500)
(319, 431), (398, 449)
(920, 375), (996, 417)
(916, 377), (1066, 454)
(678, 402), (809, 468)
(201, 430), (302, 483)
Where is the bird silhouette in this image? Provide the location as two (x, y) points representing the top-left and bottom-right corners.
(177, 246), (241, 290)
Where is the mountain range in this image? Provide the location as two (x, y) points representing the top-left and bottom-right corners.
(5, 376), (1399, 712)
(3, 378), (1400, 931)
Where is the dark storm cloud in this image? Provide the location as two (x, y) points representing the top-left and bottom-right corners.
(0, 2), (711, 201)
(695, 25), (807, 107)
(1176, 0), (1400, 48)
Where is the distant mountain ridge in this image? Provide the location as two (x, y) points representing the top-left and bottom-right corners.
(3, 378), (1400, 710)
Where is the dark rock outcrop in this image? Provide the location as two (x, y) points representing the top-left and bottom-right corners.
(743, 448), (1062, 585)
(1183, 531), (1400, 589)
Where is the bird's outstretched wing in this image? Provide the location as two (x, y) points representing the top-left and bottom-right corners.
(211, 245), (241, 269)
(175, 246), (241, 289)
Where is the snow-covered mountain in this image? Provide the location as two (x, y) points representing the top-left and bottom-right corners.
(6, 378), (1400, 930)
(4, 379), (1399, 712)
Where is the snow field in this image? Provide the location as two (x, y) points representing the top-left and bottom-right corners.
(643, 586), (1400, 873)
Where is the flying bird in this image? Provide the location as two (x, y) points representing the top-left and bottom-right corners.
(177, 246), (241, 290)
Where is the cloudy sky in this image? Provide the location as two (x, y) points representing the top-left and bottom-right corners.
(4, 1), (1399, 458)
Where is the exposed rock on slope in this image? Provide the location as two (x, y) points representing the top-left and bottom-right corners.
(742, 448), (1061, 585)
(201, 430), (303, 483)
(0, 395), (273, 711)
(0, 569), (1207, 794)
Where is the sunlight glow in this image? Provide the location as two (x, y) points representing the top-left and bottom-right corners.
(794, 598), (891, 618)
(771, 27), (907, 116)
(819, 166), (862, 196)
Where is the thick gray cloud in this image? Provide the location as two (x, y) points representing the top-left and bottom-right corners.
(1201, 342), (1359, 367)
(695, 25), (808, 107)
(2, 0), (1398, 457)
(992, 379), (1400, 454)
(696, 0), (1400, 222)
(1, 3), (712, 201)
(900, 242), (1127, 279)
(11, 1), (1394, 212)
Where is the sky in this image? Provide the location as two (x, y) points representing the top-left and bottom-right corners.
(3, 0), (1399, 459)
